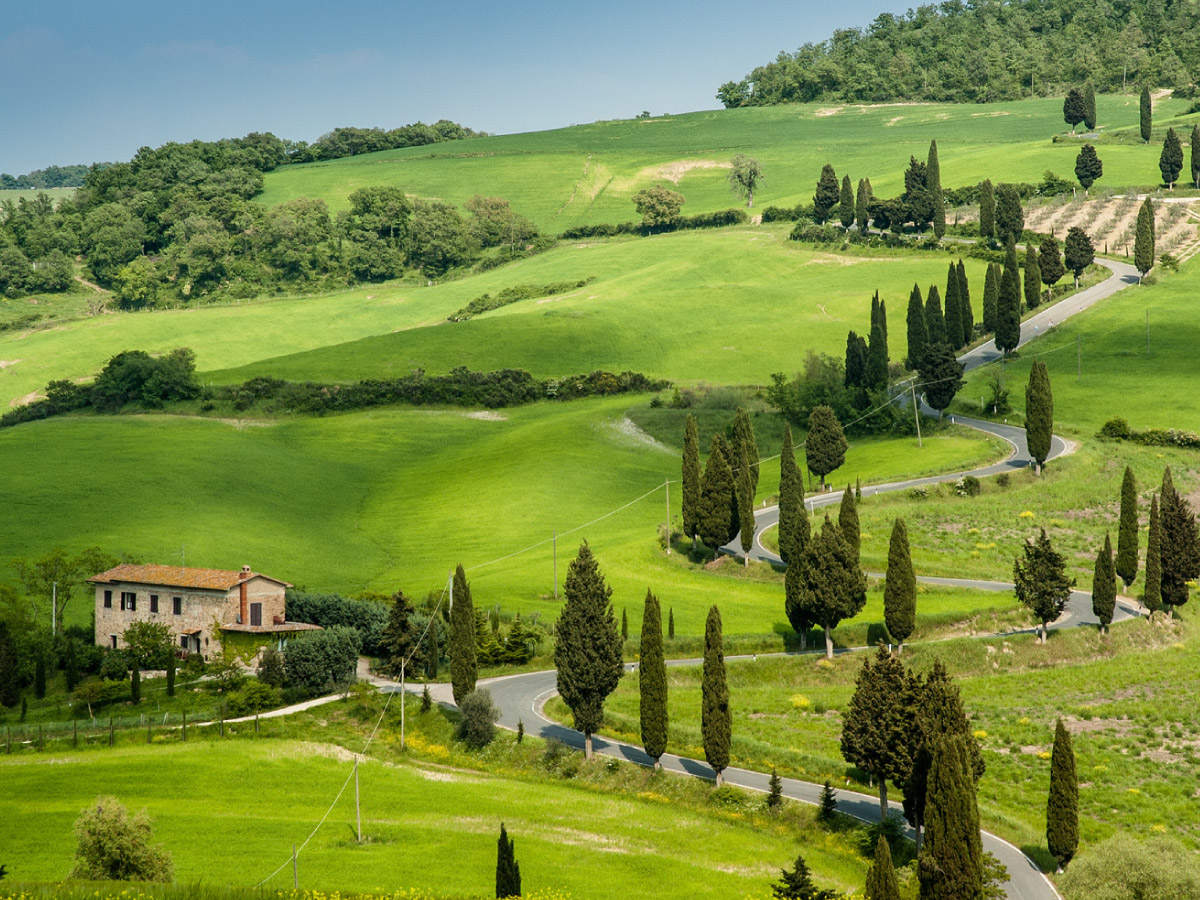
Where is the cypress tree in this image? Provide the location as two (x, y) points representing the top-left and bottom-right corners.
(496, 823), (521, 899)
(639, 589), (668, 768)
(767, 768), (783, 809)
(924, 284), (946, 348)
(871, 292), (881, 334)
(995, 236), (1022, 357)
(797, 515), (867, 659)
(838, 484), (860, 563)
(884, 518), (916, 652)
(917, 343), (965, 416)
(1160, 126), (1183, 189)
(34, 652), (46, 700)
(1145, 494), (1163, 620)
(130, 659), (141, 704)
(865, 834), (901, 900)
(1159, 467), (1200, 615)
(1038, 234), (1064, 303)
(66, 638), (81, 693)
(778, 425), (803, 565)
(449, 564), (478, 706)
(1062, 88), (1086, 132)
(906, 283), (928, 369)
(383, 589), (426, 678)
(845, 330), (868, 389)
(866, 322), (889, 391)
(1140, 85), (1152, 143)
(737, 445), (755, 564)
(668, 607), (675, 640)
(701, 605), (731, 786)
(856, 178), (871, 231)
(878, 296), (888, 344)
(981, 263), (999, 335)
(841, 645), (915, 820)
(956, 260), (971, 340)
(1134, 198), (1155, 280)
(1191, 124), (1200, 189)
(1024, 360), (1053, 474)
(682, 414), (701, 545)
(840, 175), (855, 229)
(731, 406), (760, 495)
(1083, 82), (1097, 131)
(553, 542), (623, 758)
(1064, 226), (1094, 288)
(1046, 719), (1079, 873)
(621, 607), (628, 640)
(1092, 532), (1117, 633)
(1023, 242), (1041, 311)
(977, 179), (995, 243)
(805, 405), (848, 492)
(994, 183), (1024, 245)
(928, 140), (945, 238)
(0, 624), (18, 709)
(1116, 466), (1139, 589)
(1014, 529), (1076, 643)
(943, 262), (963, 349)
(1074, 144), (1103, 197)
(813, 163), (840, 224)
(918, 733), (984, 900)
(425, 621), (440, 679)
(697, 434), (735, 552)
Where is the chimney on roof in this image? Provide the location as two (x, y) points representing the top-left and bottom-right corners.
(239, 566), (250, 624)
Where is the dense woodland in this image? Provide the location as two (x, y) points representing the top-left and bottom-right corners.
(719, 0), (1200, 106)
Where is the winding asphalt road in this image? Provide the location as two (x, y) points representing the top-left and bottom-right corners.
(392, 257), (1142, 900)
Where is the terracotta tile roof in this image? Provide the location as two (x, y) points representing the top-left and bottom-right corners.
(87, 564), (292, 591)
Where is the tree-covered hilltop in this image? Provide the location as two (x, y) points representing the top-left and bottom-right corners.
(718, 0), (1200, 107)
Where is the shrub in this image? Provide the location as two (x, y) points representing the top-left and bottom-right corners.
(1099, 417), (1131, 439)
(455, 688), (499, 748)
(957, 475), (982, 497)
(73, 679), (128, 713)
(98, 649), (127, 681)
(996, 473), (1011, 489)
(256, 646), (286, 687)
(69, 796), (173, 882)
(284, 591), (389, 656)
(225, 680), (283, 716)
(1060, 834), (1200, 900)
(283, 625), (362, 696)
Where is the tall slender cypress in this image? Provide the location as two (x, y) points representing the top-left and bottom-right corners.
(737, 445), (755, 564)
(865, 834), (901, 900)
(1159, 466), (1200, 615)
(449, 564), (478, 706)
(1092, 532), (1117, 633)
(994, 183), (1024, 245)
(67, 638), (82, 693)
(840, 175), (855, 229)
(130, 659), (141, 704)
(638, 589), (668, 768)
(1116, 466), (1139, 589)
(924, 284), (946, 347)
(1134, 198), (1155, 280)
(701, 605), (731, 786)
(731, 406), (760, 494)
(1160, 127), (1183, 188)
(995, 237), (1022, 356)
(906, 283), (928, 369)
(1083, 82), (1097, 131)
(981, 263), (999, 335)
(928, 140), (945, 238)
(878, 296), (888, 344)
(778, 425), (803, 565)
(838, 484), (860, 563)
(1046, 719), (1079, 873)
(884, 518), (916, 652)
(682, 414), (701, 545)
(943, 262), (963, 349)
(1024, 360), (1053, 474)
(918, 733), (984, 900)
(866, 322), (889, 391)
(1023, 242), (1041, 310)
(496, 823), (521, 899)
(813, 163), (840, 224)
(1039, 234), (1064, 303)
(1140, 85), (1152, 143)
(697, 434), (735, 553)
(856, 178), (871, 231)
(956, 260), (971, 340)
(1145, 494), (1163, 619)
(1191, 124), (1200, 189)
(978, 179), (995, 242)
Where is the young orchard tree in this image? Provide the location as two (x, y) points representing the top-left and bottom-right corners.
(841, 644), (916, 820)
(1023, 242), (1041, 311)
(1116, 466), (1139, 589)
(449, 564), (477, 706)
(1063, 88), (1086, 133)
(681, 413), (701, 546)
(1091, 532), (1117, 633)
(1038, 234), (1065, 303)
(1133, 199), (1156, 281)
(977, 179), (996, 243)
(795, 515), (867, 659)
(1160, 127), (1184, 189)
(1159, 466), (1200, 616)
(728, 154), (764, 208)
(905, 283), (928, 369)
(1014, 529), (1076, 643)
(839, 175), (855, 229)
(1024, 359), (1054, 475)
(553, 542), (623, 758)
(1046, 719), (1079, 873)
(813, 164), (840, 224)
(805, 405), (847, 492)
(701, 605), (731, 785)
(638, 590), (668, 769)
(1140, 85), (1152, 143)
(1074, 145), (1103, 197)
(1063, 226), (1094, 289)
(884, 518), (916, 652)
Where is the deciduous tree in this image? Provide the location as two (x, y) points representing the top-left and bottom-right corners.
(728, 154), (764, 208)
(1014, 529), (1076, 643)
(813, 164), (840, 224)
(884, 519), (916, 652)
(1091, 533), (1117, 633)
(70, 796), (173, 882)
(632, 185), (685, 228)
(701, 605), (731, 785)
(639, 590), (667, 768)
(449, 564), (477, 706)
(1047, 719), (1079, 872)
(841, 644), (915, 820)
(1116, 466), (1139, 589)
(805, 406), (847, 492)
(1025, 360), (1054, 474)
(10, 547), (118, 634)
(1074, 145), (1103, 197)
(1064, 226), (1094, 288)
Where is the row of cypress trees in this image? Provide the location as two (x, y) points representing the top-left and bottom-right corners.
(681, 408), (760, 559)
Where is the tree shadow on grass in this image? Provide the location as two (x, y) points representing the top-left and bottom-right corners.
(1019, 844), (1058, 875)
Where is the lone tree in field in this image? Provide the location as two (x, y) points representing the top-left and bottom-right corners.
(906, 283), (928, 369)
(731, 406), (760, 494)
(865, 834), (901, 900)
(813, 164), (840, 224)
(1092, 533), (1117, 633)
(1192, 124), (1200, 188)
(841, 644), (916, 821)
(1133, 199), (1156, 281)
(1145, 494), (1163, 620)
(928, 140), (945, 238)
(838, 484), (860, 562)
(917, 734), (984, 900)
(1046, 719), (1079, 873)
(70, 796), (173, 882)
(639, 590), (668, 769)
(981, 263), (999, 335)
(1023, 241), (1041, 311)
(994, 183), (1024, 246)
(1039, 233), (1065, 303)
(944, 262), (964, 349)
(839, 175), (855, 229)
(977, 179), (995, 243)
(449, 564), (478, 706)
(701, 604), (731, 786)
(796, 515), (867, 659)
(856, 178), (872, 231)
(632, 185), (684, 228)
(1014, 529), (1076, 643)
(924, 284), (946, 348)
(778, 425), (807, 565)
(553, 542), (623, 758)
(1083, 82), (1097, 131)
(805, 405), (847, 492)
(496, 822), (521, 899)
(918, 343), (965, 415)
(682, 413), (701, 546)
(1063, 88), (1086, 133)
(1116, 466), (1139, 589)
(1025, 359), (1054, 474)
(995, 236), (1022, 356)
(728, 154), (764, 208)
(697, 434), (736, 553)
(1159, 467), (1200, 616)
(1074, 145), (1103, 197)
(1063, 226), (1094, 289)
(884, 518), (916, 652)
(737, 445), (755, 564)
(1160, 127), (1183, 189)
(1140, 85), (1152, 143)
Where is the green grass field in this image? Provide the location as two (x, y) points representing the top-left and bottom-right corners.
(258, 96), (1197, 230)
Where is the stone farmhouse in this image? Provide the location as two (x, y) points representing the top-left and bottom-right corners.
(89, 563), (319, 659)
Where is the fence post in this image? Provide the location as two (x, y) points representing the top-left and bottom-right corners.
(37, 724), (43, 750)
(5, 726), (9, 754)
(73, 718), (78, 748)
(255, 713), (260, 734)
(219, 710), (225, 738)
(108, 717), (114, 747)
(182, 712), (187, 742)
(147, 718), (152, 744)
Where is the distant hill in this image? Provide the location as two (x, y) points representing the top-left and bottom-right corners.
(719, 0), (1200, 107)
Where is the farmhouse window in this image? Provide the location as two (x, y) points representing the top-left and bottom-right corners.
(121, 591), (137, 611)
(250, 603), (262, 627)
(173, 596), (182, 615)
(150, 594), (159, 613)
(179, 635), (188, 650)
(103, 590), (112, 608)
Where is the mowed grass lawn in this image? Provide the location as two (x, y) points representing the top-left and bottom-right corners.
(0, 739), (849, 898)
(258, 95), (1197, 231)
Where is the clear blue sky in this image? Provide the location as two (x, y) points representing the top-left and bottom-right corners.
(1, 0), (908, 174)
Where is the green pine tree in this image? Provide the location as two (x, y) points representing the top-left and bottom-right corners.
(1134, 198), (1156, 280)
(737, 445), (756, 564)
(817, 780), (838, 824)
(449, 564), (478, 706)
(841, 645), (916, 820)
(865, 834), (901, 900)
(731, 406), (760, 495)
(130, 659), (141, 705)
(1092, 532), (1117, 633)
(682, 414), (701, 545)
(918, 733), (984, 900)
(928, 140), (945, 238)
(1115, 466), (1139, 589)
(924, 284), (946, 348)
(856, 178), (871, 231)
(383, 588), (426, 679)
(1083, 82), (1097, 130)
(1023, 241), (1041, 310)
(995, 236), (1022, 356)
(1063, 88), (1086, 132)
(813, 164), (840, 224)
(1038, 234), (1064, 303)
(840, 175), (855, 229)
(1024, 360), (1054, 474)
(1159, 466), (1200, 615)
(981, 263), (999, 335)
(496, 822), (521, 899)
(1074, 144), (1103, 197)
(1160, 126), (1183, 188)
(838, 484), (860, 563)
(884, 518), (916, 652)
(553, 543), (623, 757)
(1046, 719), (1079, 872)
(767, 768), (783, 809)
(1140, 85), (1152, 143)
(701, 605), (731, 785)
(943, 262), (963, 349)
(956, 260), (971, 341)
(805, 406), (848, 492)
(697, 434), (735, 553)
(638, 589), (668, 768)
(778, 425), (803, 566)
(906, 283), (928, 369)
(977, 179), (995, 243)
(1145, 494), (1163, 619)
(772, 853), (835, 900)
(1014, 529), (1076, 643)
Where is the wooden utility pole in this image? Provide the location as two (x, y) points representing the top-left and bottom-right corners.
(1077, 334), (1082, 380)
(553, 531), (558, 598)
(292, 844), (298, 889)
(664, 479), (671, 555)
(400, 666), (406, 750)
(911, 383), (923, 448)
(355, 759), (362, 843)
